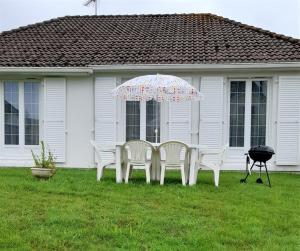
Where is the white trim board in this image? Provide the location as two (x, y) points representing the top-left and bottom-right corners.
(90, 62), (300, 71)
(0, 67), (92, 74)
(0, 80), (42, 160)
(0, 62), (300, 75)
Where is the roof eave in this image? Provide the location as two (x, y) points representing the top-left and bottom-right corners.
(90, 62), (300, 72)
(0, 67), (93, 76)
(0, 62), (299, 75)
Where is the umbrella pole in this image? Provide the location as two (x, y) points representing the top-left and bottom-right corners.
(155, 101), (158, 143)
(155, 74), (158, 144)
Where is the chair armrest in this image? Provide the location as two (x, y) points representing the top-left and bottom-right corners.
(198, 150), (223, 170)
(200, 149), (222, 155)
(124, 145), (132, 160)
(179, 148), (188, 161)
(91, 140), (116, 153)
(146, 148), (152, 161)
(159, 147), (167, 161)
(99, 148), (116, 153)
(198, 145), (208, 150)
(179, 153), (186, 161)
(197, 153), (204, 163)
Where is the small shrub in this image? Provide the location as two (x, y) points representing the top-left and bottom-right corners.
(31, 141), (56, 170)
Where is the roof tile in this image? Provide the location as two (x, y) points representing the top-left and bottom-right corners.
(0, 13), (299, 67)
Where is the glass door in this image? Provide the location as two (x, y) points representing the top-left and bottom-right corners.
(229, 79), (268, 149)
(229, 81), (246, 147)
(126, 101), (140, 141)
(146, 100), (160, 143)
(126, 100), (160, 143)
(250, 81), (267, 146)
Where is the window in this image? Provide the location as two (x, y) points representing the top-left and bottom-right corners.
(251, 81), (267, 146)
(24, 82), (39, 145)
(4, 81), (19, 145)
(229, 81), (246, 147)
(3, 80), (40, 146)
(146, 100), (160, 143)
(126, 101), (140, 141)
(125, 100), (161, 143)
(229, 79), (268, 148)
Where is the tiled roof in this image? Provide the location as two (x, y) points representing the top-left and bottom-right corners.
(0, 13), (299, 67)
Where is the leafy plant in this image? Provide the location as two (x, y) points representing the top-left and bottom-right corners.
(31, 141), (56, 170)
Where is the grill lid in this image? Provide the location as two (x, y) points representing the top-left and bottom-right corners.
(249, 145), (275, 154)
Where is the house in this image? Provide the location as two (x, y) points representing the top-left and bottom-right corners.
(0, 13), (300, 171)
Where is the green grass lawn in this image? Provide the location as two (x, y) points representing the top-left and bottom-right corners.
(0, 168), (299, 251)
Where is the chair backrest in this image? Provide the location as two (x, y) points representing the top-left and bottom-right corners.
(90, 140), (115, 164)
(220, 144), (229, 166)
(159, 141), (188, 165)
(124, 140), (153, 163)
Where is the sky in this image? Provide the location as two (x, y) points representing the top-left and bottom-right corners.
(0, 0), (299, 38)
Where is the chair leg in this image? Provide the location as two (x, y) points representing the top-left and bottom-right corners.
(180, 164), (186, 186)
(184, 164), (189, 184)
(160, 164), (166, 185)
(213, 168), (220, 187)
(97, 163), (104, 181)
(145, 164), (151, 184)
(129, 165), (133, 179)
(125, 163), (131, 184)
(194, 165), (200, 185)
(121, 162), (127, 182)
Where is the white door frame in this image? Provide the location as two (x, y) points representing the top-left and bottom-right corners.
(227, 78), (272, 152)
(0, 79), (42, 161)
(122, 100), (163, 142)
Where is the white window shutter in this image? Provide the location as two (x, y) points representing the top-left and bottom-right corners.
(168, 77), (192, 144)
(95, 77), (117, 162)
(199, 77), (224, 149)
(276, 76), (300, 165)
(44, 78), (66, 162)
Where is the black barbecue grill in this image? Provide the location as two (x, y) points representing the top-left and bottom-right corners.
(240, 145), (275, 187)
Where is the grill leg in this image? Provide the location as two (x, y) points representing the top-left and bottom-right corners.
(245, 153), (251, 175)
(264, 162), (271, 188)
(256, 162), (263, 184)
(240, 161), (256, 183)
(259, 162), (262, 178)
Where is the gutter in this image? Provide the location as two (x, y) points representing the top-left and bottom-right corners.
(0, 62), (299, 75)
(90, 62), (300, 71)
(0, 67), (93, 75)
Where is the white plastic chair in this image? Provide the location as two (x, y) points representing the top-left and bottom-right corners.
(159, 141), (189, 186)
(124, 140), (154, 184)
(90, 140), (116, 181)
(195, 144), (229, 187)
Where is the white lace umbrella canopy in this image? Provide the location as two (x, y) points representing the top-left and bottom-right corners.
(112, 74), (203, 102)
(112, 74), (203, 143)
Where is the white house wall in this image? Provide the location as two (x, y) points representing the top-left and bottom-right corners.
(0, 76), (95, 167)
(65, 76), (94, 168)
(0, 70), (300, 171)
(94, 71), (300, 172)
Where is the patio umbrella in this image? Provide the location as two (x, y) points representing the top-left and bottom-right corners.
(112, 74), (203, 142)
